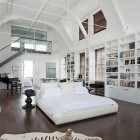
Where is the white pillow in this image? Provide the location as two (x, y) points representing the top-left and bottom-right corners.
(40, 87), (63, 98)
(73, 86), (89, 95)
(40, 82), (58, 92)
(58, 82), (73, 95)
(74, 90), (89, 95)
(73, 86), (88, 92)
(73, 82), (83, 87)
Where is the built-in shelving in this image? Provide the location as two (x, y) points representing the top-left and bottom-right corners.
(105, 33), (140, 104)
(119, 34), (135, 88)
(105, 39), (118, 86)
(65, 52), (75, 81)
(85, 48), (89, 87)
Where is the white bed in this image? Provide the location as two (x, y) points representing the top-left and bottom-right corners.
(36, 82), (118, 125)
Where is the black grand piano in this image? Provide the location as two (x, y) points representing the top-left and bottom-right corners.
(0, 73), (20, 91)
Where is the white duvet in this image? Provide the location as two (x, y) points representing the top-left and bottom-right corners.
(37, 94), (117, 119)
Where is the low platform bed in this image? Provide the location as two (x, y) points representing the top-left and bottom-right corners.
(36, 82), (118, 125)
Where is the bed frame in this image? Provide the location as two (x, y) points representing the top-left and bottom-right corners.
(35, 82), (118, 125)
(36, 98), (118, 125)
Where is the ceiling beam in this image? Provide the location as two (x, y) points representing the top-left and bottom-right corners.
(7, 0), (14, 15)
(74, 15), (88, 38)
(55, 0), (84, 25)
(29, 0), (50, 29)
(0, 0), (74, 21)
(46, 0), (86, 15)
(110, 0), (130, 33)
(0, 15), (18, 26)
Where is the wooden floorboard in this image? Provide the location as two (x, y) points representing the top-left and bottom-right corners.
(0, 89), (140, 140)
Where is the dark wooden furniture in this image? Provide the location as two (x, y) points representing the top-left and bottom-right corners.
(11, 81), (22, 93)
(89, 81), (104, 96)
(0, 76), (20, 91)
(22, 89), (35, 109)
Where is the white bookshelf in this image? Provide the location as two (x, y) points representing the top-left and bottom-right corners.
(105, 39), (118, 87)
(85, 48), (89, 87)
(105, 33), (140, 104)
(118, 34), (135, 88)
(65, 52), (75, 81)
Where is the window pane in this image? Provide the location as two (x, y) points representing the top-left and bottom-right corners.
(11, 42), (20, 48)
(23, 60), (33, 78)
(46, 62), (56, 78)
(80, 53), (85, 79)
(24, 44), (34, 49)
(36, 40), (47, 52)
(93, 10), (107, 34)
(79, 19), (88, 40)
(95, 48), (105, 81)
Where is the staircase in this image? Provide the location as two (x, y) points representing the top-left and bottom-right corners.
(0, 39), (23, 67)
(0, 51), (23, 67)
(0, 36), (52, 67)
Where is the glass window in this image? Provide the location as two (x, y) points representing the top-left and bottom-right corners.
(36, 40), (47, 52)
(95, 48), (105, 81)
(23, 60), (33, 78)
(46, 62), (56, 78)
(79, 19), (88, 40)
(93, 10), (107, 34)
(24, 44), (34, 49)
(11, 26), (51, 54)
(80, 53), (85, 79)
(11, 42), (20, 48)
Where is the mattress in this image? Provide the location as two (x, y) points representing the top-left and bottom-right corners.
(37, 94), (118, 125)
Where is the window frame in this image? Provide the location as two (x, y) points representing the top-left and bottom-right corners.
(80, 52), (85, 79)
(79, 19), (88, 41)
(95, 47), (105, 82)
(46, 62), (56, 79)
(93, 10), (107, 34)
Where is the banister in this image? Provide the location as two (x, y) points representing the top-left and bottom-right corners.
(0, 37), (23, 52)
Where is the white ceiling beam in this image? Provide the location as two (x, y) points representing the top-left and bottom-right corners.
(46, 0), (85, 15)
(74, 15), (88, 38)
(7, 0), (13, 15)
(110, 0), (130, 33)
(0, 15), (18, 26)
(55, 0), (85, 25)
(29, 0), (50, 29)
(0, 0), (74, 21)
(0, 14), (53, 27)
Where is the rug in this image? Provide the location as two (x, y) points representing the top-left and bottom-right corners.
(0, 129), (102, 140)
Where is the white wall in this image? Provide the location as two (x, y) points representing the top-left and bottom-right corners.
(0, 23), (17, 63)
(0, 52), (61, 88)
(116, 0), (140, 32)
(57, 0), (140, 52)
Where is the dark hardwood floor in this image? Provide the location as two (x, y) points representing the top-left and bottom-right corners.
(0, 89), (140, 140)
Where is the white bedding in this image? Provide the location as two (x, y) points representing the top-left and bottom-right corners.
(37, 94), (118, 120)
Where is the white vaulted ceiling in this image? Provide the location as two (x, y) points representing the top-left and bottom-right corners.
(0, 0), (79, 29)
(0, 0), (140, 53)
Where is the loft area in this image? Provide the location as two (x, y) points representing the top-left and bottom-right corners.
(0, 1), (140, 140)
(11, 36), (52, 54)
(11, 26), (51, 54)
(11, 26), (47, 40)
